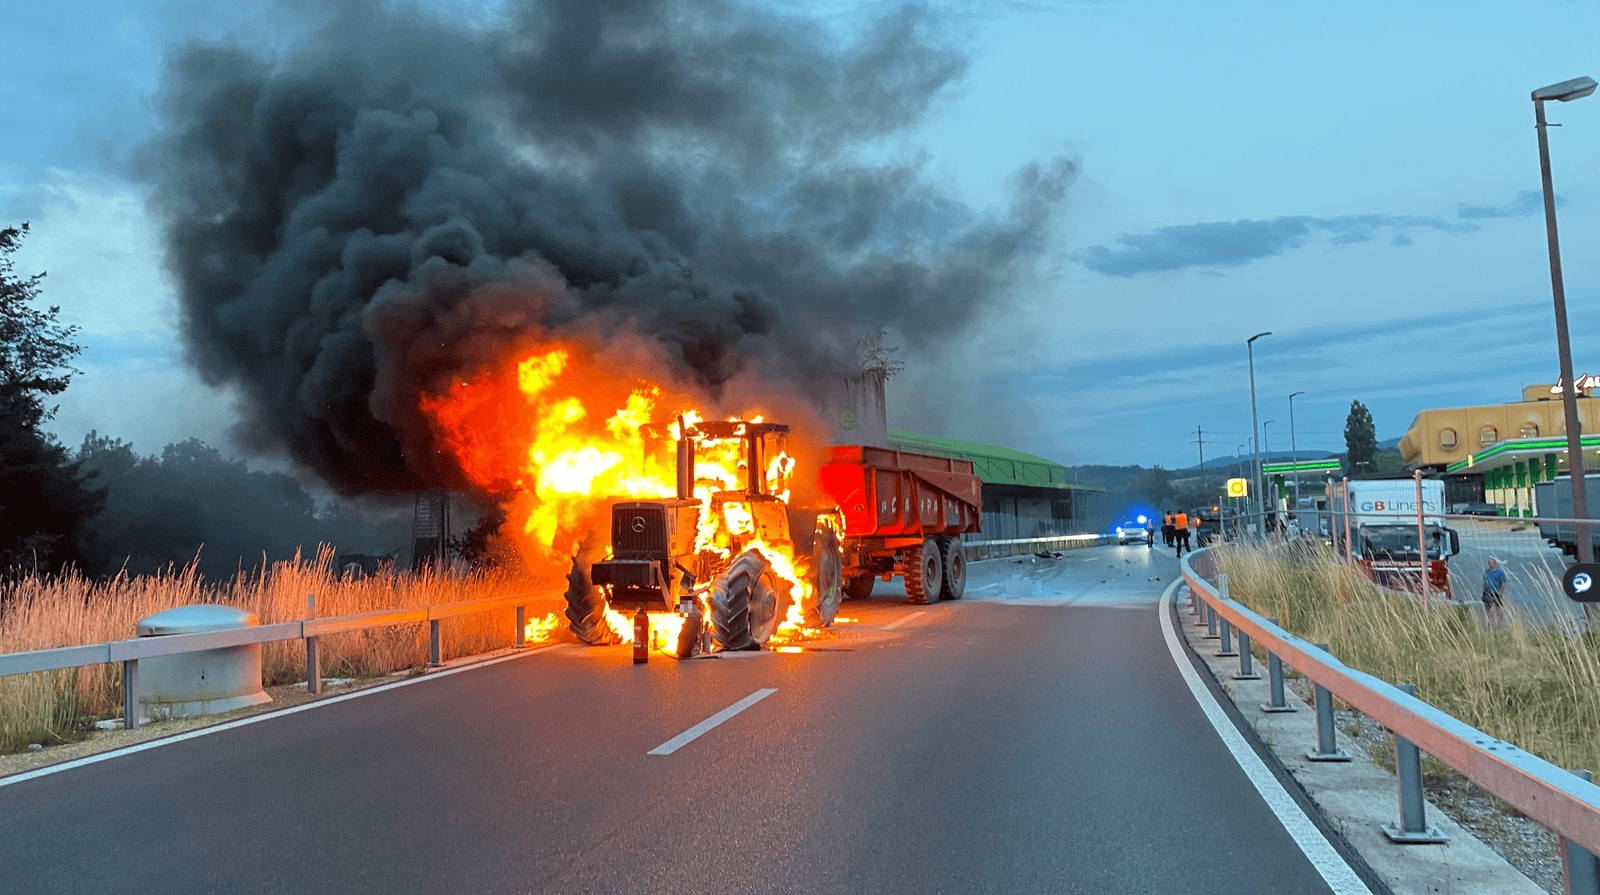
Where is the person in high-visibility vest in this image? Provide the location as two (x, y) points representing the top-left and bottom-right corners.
(1173, 510), (1190, 557)
(1162, 512), (1175, 547)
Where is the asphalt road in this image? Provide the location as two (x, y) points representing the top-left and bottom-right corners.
(2, 543), (1353, 894)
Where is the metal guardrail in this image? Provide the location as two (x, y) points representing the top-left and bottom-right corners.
(0, 590), (555, 730)
(1179, 547), (1600, 893)
(965, 534), (1109, 561)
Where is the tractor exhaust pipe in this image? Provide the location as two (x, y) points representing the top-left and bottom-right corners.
(676, 414), (692, 501)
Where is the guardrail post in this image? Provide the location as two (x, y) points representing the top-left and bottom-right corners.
(1383, 682), (1448, 843)
(429, 619), (442, 668)
(1563, 770), (1600, 895)
(305, 592), (321, 695)
(1215, 575), (1237, 655)
(122, 658), (139, 730)
(1204, 600), (1220, 638)
(1261, 618), (1296, 713)
(1234, 629), (1261, 680)
(1306, 643), (1351, 762)
(1215, 616), (1238, 658)
(515, 605), (527, 649)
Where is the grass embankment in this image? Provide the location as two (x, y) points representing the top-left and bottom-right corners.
(0, 550), (562, 754)
(1212, 541), (1600, 774)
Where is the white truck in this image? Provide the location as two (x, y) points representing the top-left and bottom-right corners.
(1328, 478), (1461, 597)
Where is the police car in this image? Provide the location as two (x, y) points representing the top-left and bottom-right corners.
(1115, 516), (1151, 544)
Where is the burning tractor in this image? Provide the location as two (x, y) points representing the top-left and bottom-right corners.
(564, 418), (843, 662)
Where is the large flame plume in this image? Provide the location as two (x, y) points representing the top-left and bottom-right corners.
(421, 334), (835, 649)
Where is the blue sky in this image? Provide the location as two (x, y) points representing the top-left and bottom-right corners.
(6, 0), (1600, 474)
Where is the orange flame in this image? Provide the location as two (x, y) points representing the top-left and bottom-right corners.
(421, 337), (830, 655)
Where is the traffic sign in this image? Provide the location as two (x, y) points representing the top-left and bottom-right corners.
(1563, 563), (1600, 602)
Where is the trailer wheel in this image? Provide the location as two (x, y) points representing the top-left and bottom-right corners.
(938, 536), (966, 600)
(711, 549), (780, 651)
(801, 525), (844, 627)
(905, 538), (943, 604)
(843, 574), (875, 601)
(563, 560), (615, 645)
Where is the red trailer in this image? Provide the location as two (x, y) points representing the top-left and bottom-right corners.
(819, 445), (983, 604)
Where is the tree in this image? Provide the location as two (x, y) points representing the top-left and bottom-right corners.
(858, 328), (905, 378)
(0, 224), (102, 572)
(1344, 400), (1379, 476)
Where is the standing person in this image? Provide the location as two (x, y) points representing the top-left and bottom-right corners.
(1188, 510), (1201, 547)
(1173, 509), (1190, 557)
(1146, 517), (1155, 547)
(1162, 512), (1175, 547)
(1482, 557), (1508, 625)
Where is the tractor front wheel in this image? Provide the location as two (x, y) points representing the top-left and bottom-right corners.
(711, 549), (781, 651)
(563, 560), (615, 645)
(801, 525), (844, 627)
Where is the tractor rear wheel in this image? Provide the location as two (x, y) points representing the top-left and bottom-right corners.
(938, 536), (967, 600)
(904, 538), (943, 605)
(563, 560), (615, 645)
(711, 549), (781, 651)
(801, 525), (844, 627)
(844, 573), (875, 601)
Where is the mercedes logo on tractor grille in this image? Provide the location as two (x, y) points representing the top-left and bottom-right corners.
(631, 516), (647, 533)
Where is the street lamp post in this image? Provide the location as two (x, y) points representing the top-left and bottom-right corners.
(1264, 420), (1276, 527)
(1248, 332), (1272, 537)
(1289, 391), (1305, 525)
(1533, 76), (1597, 589)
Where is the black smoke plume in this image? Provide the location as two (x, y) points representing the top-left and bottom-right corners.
(142, 0), (1072, 494)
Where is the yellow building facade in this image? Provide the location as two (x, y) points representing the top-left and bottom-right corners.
(1399, 382), (1600, 471)
(1399, 379), (1600, 514)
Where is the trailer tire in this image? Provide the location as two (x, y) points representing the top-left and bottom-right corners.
(801, 525), (844, 627)
(938, 536), (966, 600)
(844, 574), (875, 601)
(564, 561), (615, 646)
(905, 538), (943, 604)
(711, 549), (780, 651)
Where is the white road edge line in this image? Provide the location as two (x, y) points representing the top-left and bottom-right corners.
(0, 643), (570, 788)
(882, 611), (925, 630)
(1158, 580), (1373, 895)
(648, 688), (776, 755)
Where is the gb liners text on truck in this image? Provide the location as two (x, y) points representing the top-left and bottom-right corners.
(1328, 478), (1461, 597)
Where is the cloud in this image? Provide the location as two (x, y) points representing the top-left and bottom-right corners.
(1077, 213), (1477, 277)
(1457, 190), (1560, 219)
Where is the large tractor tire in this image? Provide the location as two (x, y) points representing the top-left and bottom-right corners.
(843, 573), (875, 601)
(904, 538), (943, 605)
(938, 536), (967, 600)
(564, 559), (615, 645)
(801, 524), (844, 627)
(711, 549), (781, 651)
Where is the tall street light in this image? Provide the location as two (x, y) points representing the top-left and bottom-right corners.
(1289, 391), (1306, 524)
(1248, 331), (1272, 536)
(1533, 76), (1596, 584)
(1263, 420), (1276, 525)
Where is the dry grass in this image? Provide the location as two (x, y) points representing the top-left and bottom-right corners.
(0, 549), (563, 754)
(1211, 541), (1600, 773)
